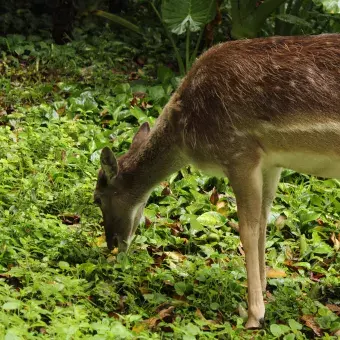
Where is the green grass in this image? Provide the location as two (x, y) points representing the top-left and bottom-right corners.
(0, 30), (339, 339)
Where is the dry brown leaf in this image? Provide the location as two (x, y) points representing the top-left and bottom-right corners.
(330, 233), (340, 251)
(161, 186), (172, 196)
(301, 315), (322, 337)
(144, 317), (158, 329)
(210, 187), (219, 205)
(238, 242), (245, 256)
(144, 306), (175, 329)
(266, 268), (287, 278)
(326, 304), (340, 315)
(164, 222), (183, 236)
(158, 306), (175, 319)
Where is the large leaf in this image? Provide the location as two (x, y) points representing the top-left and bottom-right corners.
(161, 0), (216, 35)
(276, 14), (313, 27)
(93, 10), (142, 35)
(320, 0), (340, 13)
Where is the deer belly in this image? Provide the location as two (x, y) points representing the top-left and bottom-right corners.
(264, 151), (340, 178)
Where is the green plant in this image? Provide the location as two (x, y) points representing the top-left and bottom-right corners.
(151, 0), (217, 74)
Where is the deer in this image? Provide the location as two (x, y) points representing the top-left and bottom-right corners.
(94, 34), (340, 329)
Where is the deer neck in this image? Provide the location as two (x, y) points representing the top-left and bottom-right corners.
(119, 117), (186, 200)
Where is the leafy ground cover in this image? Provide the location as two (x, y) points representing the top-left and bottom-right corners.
(0, 28), (339, 339)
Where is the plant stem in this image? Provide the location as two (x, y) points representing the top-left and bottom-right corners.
(150, 2), (185, 75)
(186, 27), (190, 73)
(93, 10), (142, 35)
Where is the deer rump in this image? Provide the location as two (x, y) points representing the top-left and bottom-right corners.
(96, 34), (340, 329)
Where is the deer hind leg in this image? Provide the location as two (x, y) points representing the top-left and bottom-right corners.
(259, 167), (282, 292)
(227, 159), (264, 329)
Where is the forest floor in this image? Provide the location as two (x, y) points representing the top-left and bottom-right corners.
(0, 28), (339, 339)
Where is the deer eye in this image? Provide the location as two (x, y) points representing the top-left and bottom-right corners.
(94, 196), (101, 206)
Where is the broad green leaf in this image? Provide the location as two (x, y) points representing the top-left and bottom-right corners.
(270, 324), (290, 337)
(320, 0), (340, 13)
(283, 334), (296, 340)
(186, 323), (200, 335)
(197, 211), (226, 227)
(288, 319), (303, 331)
(162, 0), (216, 35)
(299, 211), (320, 224)
(58, 261), (70, 270)
(276, 14), (313, 27)
(174, 281), (187, 295)
(93, 10), (142, 34)
(147, 85), (166, 102)
(300, 235), (308, 257)
(2, 301), (21, 310)
(210, 302), (219, 310)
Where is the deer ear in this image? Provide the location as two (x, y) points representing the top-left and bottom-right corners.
(100, 147), (118, 181)
(131, 122), (150, 148)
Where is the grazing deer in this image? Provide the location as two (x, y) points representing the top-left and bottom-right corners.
(94, 34), (340, 328)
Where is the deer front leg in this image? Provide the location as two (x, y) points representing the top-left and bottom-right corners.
(228, 163), (264, 329)
(259, 167), (282, 292)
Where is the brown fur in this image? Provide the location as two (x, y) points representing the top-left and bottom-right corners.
(176, 34), (340, 148)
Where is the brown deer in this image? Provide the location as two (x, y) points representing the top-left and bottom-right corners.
(94, 34), (340, 329)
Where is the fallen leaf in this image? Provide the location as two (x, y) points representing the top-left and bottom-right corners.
(164, 222), (183, 236)
(145, 317), (158, 328)
(238, 242), (245, 256)
(145, 217), (152, 228)
(310, 272), (325, 282)
(144, 306), (175, 329)
(326, 304), (340, 315)
(158, 306), (175, 318)
(161, 186), (172, 196)
(266, 268), (287, 278)
(210, 187), (219, 205)
(301, 315), (322, 337)
(330, 233), (340, 251)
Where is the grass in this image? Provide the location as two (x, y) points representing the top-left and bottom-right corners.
(0, 28), (339, 339)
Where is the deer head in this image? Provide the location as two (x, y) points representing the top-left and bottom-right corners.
(94, 122), (151, 251)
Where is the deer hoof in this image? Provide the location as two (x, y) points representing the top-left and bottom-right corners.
(245, 317), (265, 329)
